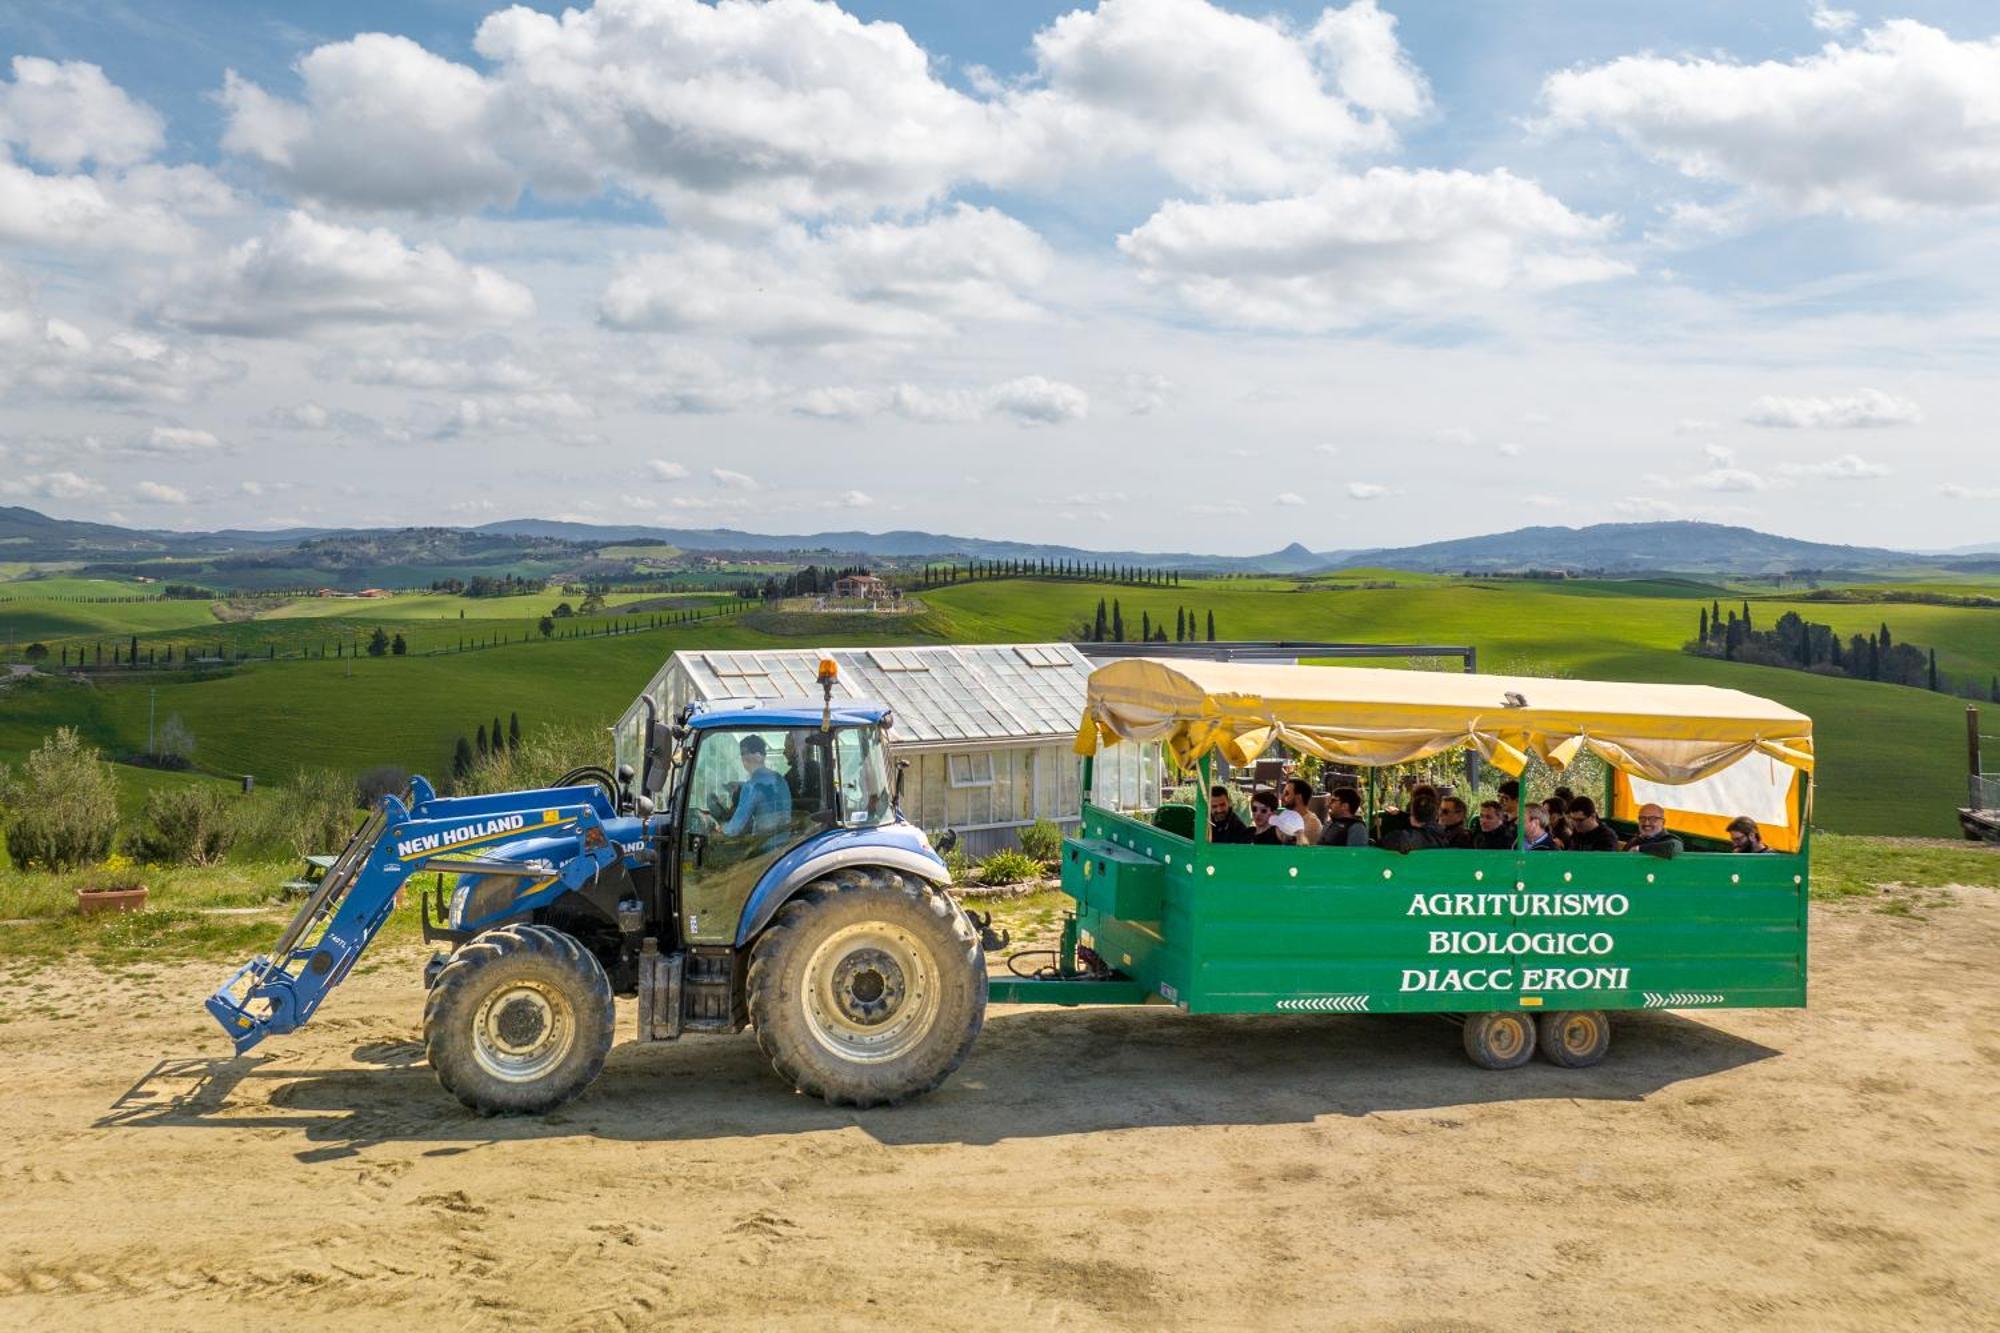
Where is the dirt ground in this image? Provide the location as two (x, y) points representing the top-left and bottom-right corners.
(3, 893), (1997, 1333)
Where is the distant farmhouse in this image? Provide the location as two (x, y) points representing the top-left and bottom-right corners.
(831, 573), (887, 599)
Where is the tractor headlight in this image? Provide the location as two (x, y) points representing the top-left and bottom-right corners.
(448, 882), (472, 928)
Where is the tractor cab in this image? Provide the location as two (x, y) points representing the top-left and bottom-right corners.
(661, 697), (909, 946)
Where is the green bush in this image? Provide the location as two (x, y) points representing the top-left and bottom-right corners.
(269, 767), (359, 858)
(130, 785), (237, 866)
(458, 721), (608, 796)
(941, 844), (976, 884)
(1017, 818), (1064, 865)
(977, 849), (1042, 886)
(1, 728), (119, 872)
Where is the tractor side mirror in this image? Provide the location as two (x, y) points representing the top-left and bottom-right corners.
(893, 758), (910, 816)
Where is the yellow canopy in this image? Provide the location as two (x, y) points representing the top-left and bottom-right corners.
(1073, 658), (1814, 786)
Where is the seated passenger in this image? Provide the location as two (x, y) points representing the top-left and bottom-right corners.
(1436, 795), (1473, 848)
(1471, 800), (1516, 850)
(1725, 815), (1770, 853)
(1208, 784), (1251, 844)
(1250, 789), (1307, 845)
(1497, 779), (1521, 823)
(1565, 796), (1620, 851)
(1543, 793), (1571, 849)
(1625, 803), (1683, 857)
(1523, 802), (1558, 851)
(1282, 778), (1323, 844)
(1385, 788), (1447, 853)
(1317, 785), (1369, 847)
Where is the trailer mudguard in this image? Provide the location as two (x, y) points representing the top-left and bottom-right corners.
(735, 823), (949, 945)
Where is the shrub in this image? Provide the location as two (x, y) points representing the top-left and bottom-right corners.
(1, 728), (119, 872)
(270, 767), (359, 858)
(1017, 818), (1063, 865)
(355, 765), (409, 809)
(458, 721), (608, 796)
(941, 844), (976, 884)
(155, 713), (196, 769)
(130, 785), (236, 866)
(977, 849), (1042, 886)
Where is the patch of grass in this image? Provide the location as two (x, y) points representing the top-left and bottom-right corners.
(1809, 833), (2000, 901)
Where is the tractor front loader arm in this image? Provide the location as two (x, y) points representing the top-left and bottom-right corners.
(205, 782), (634, 1054)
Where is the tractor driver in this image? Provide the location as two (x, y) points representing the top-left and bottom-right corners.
(701, 734), (794, 838)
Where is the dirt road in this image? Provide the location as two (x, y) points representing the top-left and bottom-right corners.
(4, 892), (1997, 1331)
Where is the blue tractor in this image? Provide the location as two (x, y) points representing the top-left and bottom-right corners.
(207, 662), (992, 1114)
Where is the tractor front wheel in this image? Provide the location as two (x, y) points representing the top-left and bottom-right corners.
(424, 925), (615, 1115)
(747, 872), (986, 1108)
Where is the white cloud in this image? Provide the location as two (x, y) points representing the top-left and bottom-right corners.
(711, 468), (759, 490)
(0, 469), (102, 500)
(1118, 168), (1627, 329)
(1013, 0), (1427, 195)
(832, 490), (874, 509)
(1676, 417), (1719, 435)
(1702, 442), (1736, 466)
(1744, 388), (1921, 428)
(1613, 496), (1684, 518)
(1314, 443), (1341, 458)
(1690, 466), (1768, 493)
(134, 480), (188, 504)
(274, 402), (329, 429)
(1541, 21), (2000, 217)
(647, 460), (689, 481)
(216, 0), (1428, 220)
(348, 351), (541, 392)
(1275, 492), (1307, 506)
(1433, 427), (1476, 447)
(1346, 481), (1391, 499)
(1778, 453), (1892, 480)
(1940, 483), (2000, 500)
(0, 57), (162, 169)
(1809, 3), (1858, 36)
(1187, 501), (1249, 517)
(791, 375), (1088, 427)
(130, 426), (222, 454)
(155, 211), (534, 337)
(219, 38), (516, 213)
(600, 206), (1049, 345)
(433, 390), (591, 438)
(0, 272), (241, 404)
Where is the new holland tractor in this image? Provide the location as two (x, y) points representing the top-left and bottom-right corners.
(207, 661), (994, 1114)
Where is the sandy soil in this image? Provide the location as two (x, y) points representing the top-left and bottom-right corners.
(3, 893), (1997, 1332)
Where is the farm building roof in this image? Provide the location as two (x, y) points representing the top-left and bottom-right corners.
(666, 644), (1095, 747)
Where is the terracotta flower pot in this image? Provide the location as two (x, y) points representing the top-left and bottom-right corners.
(77, 885), (148, 916)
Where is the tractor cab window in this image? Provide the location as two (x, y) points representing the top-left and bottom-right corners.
(834, 725), (893, 827)
(686, 728), (828, 848)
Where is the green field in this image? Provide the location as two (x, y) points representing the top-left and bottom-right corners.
(3, 570), (1995, 838)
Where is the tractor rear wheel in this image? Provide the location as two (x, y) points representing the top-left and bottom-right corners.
(747, 871), (985, 1108)
(424, 924), (615, 1115)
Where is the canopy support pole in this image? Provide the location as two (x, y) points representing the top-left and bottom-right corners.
(1196, 755), (1212, 845)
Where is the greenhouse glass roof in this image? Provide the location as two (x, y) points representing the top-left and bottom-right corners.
(669, 644), (1094, 747)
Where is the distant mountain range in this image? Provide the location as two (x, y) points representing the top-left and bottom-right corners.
(1, 505), (1991, 578)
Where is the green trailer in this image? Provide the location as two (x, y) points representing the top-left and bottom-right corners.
(990, 658), (1816, 1069)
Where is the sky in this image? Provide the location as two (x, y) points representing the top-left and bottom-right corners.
(1, 0), (1997, 555)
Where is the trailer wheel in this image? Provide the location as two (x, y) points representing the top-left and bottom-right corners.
(1537, 1010), (1611, 1068)
(424, 925), (615, 1115)
(1462, 1011), (1537, 1070)
(747, 871), (986, 1108)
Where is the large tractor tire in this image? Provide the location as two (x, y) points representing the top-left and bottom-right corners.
(747, 871), (986, 1108)
(424, 924), (616, 1115)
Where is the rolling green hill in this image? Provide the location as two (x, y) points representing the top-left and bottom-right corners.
(2, 571), (1993, 838)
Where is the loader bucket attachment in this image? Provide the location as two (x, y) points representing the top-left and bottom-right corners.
(205, 797), (404, 1053)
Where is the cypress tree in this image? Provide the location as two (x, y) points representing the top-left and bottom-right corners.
(1741, 601), (1752, 633)
(1141, 610), (1152, 641)
(1699, 607), (1708, 641)
(1206, 610), (1216, 642)
(1176, 607), (1186, 641)
(1928, 648), (1939, 691)
(509, 712), (521, 750)
(476, 724), (489, 756)
(1880, 621), (1892, 651)
(1093, 598), (1108, 642)
(1112, 599), (1125, 642)
(452, 736), (474, 779)
(491, 716), (502, 750)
